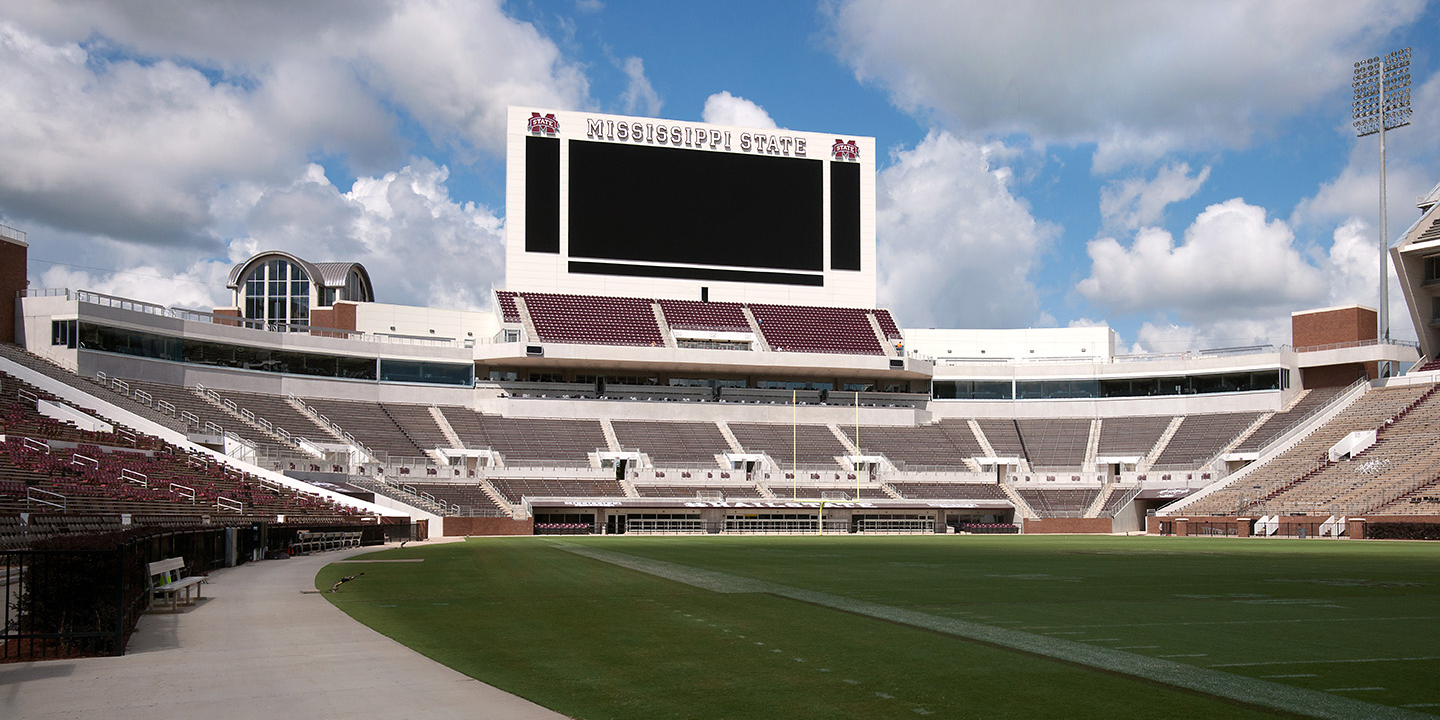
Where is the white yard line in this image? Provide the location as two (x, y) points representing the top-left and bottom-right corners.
(1019, 616), (1436, 631)
(561, 544), (1435, 720)
(1212, 656), (1440, 668)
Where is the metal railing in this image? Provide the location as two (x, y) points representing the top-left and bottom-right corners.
(1294, 338), (1420, 353)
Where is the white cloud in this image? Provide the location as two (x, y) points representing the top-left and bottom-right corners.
(37, 260), (234, 311)
(575, 0), (605, 13)
(1081, 198), (1418, 349)
(1099, 162), (1210, 233)
(355, 0), (590, 157)
(1078, 198), (1325, 323)
(236, 161), (507, 311)
(701, 91), (778, 129)
(0, 1), (589, 249)
(876, 131), (1053, 328)
(618, 56), (662, 116)
(1130, 318), (1291, 353)
(23, 160), (505, 313)
(1317, 217), (1413, 340)
(825, 0), (1423, 170)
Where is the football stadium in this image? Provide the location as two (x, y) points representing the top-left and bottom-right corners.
(2, 107), (1440, 718)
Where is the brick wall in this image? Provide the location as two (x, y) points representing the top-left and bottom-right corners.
(1301, 363), (1373, 388)
(0, 238), (27, 343)
(1292, 306), (1377, 349)
(1023, 518), (1113, 534)
(442, 516), (534, 536)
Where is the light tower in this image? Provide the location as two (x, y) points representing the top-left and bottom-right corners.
(1352, 47), (1411, 359)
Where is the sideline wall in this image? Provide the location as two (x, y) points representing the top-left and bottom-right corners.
(443, 517), (534, 536)
(1023, 518), (1113, 534)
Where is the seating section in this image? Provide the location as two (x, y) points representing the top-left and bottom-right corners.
(487, 477), (624, 503)
(0, 407), (367, 523)
(1151, 412), (1259, 469)
(122, 379), (271, 446)
(889, 482), (1008, 500)
(748, 304), (884, 355)
(633, 483), (763, 499)
(1016, 488), (1100, 518)
(611, 420), (728, 466)
(874, 309), (903, 340)
(1234, 387), (1343, 453)
(522, 292), (665, 347)
(402, 483), (506, 514)
(1099, 487), (1139, 516)
(213, 388), (337, 442)
(380, 403), (453, 452)
(491, 292), (904, 355)
(1185, 384), (1434, 516)
(2, 374), (162, 450)
(837, 422), (979, 469)
(656, 299), (751, 332)
(445, 413), (608, 466)
(303, 399), (428, 459)
(729, 423), (848, 468)
(1016, 419), (1090, 469)
(0, 344), (192, 435)
(495, 290), (522, 323)
(1416, 358), (1440, 373)
(1371, 475), (1440, 514)
(975, 419), (1025, 458)
(1096, 416), (1171, 458)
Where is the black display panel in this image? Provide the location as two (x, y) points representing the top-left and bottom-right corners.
(525, 136), (560, 253)
(830, 161), (861, 270)
(568, 140), (823, 271)
(569, 261), (824, 286)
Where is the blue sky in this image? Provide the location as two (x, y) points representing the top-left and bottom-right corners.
(1, 1), (1437, 352)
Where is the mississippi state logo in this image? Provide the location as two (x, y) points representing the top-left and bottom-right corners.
(527, 112), (559, 134)
(832, 139), (860, 160)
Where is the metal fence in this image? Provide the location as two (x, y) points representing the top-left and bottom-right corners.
(0, 521), (396, 662)
(0, 528), (227, 661)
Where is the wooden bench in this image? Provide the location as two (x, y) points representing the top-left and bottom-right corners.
(148, 557), (205, 611)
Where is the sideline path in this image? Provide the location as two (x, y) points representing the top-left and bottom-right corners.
(0, 542), (570, 720)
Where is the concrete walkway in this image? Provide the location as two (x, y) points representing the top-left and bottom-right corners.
(0, 543), (570, 720)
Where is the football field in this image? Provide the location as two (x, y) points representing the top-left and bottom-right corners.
(318, 535), (1440, 719)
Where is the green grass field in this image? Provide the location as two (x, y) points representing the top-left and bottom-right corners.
(318, 535), (1440, 719)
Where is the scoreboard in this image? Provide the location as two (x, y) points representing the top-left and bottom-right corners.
(505, 107), (875, 307)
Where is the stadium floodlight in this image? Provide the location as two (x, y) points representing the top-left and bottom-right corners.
(1353, 47), (1411, 352)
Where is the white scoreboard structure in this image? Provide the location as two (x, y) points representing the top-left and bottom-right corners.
(505, 106), (877, 308)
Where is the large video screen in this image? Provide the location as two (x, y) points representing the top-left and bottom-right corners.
(568, 140), (823, 274)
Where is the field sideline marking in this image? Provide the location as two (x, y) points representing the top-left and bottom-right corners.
(560, 544), (1433, 720)
(1016, 616), (1436, 630)
(1211, 656), (1440, 668)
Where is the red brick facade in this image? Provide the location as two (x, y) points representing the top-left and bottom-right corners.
(1292, 306), (1377, 349)
(442, 516), (534, 536)
(1023, 518), (1114, 534)
(0, 238), (27, 343)
(1292, 306), (1380, 384)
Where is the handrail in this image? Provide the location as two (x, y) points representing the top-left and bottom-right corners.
(122, 468), (148, 487)
(169, 483), (196, 502)
(1254, 378), (1369, 460)
(216, 497), (243, 512)
(27, 486), (64, 510)
(1294, 338), (1421, 352)
(1, 224), (28, 243)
